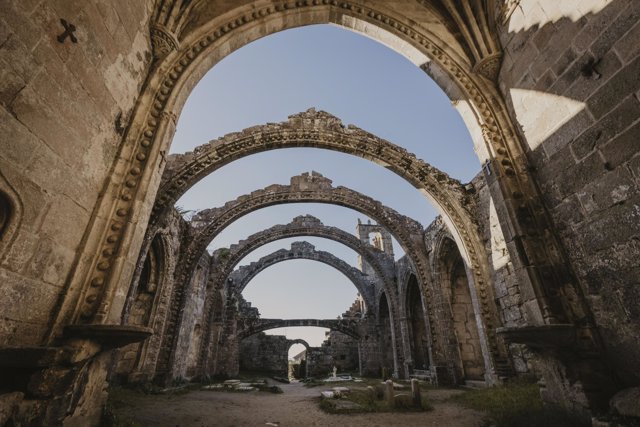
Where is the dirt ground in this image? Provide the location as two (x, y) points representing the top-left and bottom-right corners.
(112, 381), (485, 427)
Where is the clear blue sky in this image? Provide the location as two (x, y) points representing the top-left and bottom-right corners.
(170, 25), (479, 353)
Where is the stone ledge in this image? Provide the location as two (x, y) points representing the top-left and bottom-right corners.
(496, 324), (576, 349)
(64, 324), (153, 349)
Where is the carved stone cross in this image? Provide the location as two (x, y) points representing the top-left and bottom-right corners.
(57, 19), (77, 44)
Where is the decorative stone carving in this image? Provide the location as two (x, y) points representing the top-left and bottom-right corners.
(150, 25), (179, 59)
(473, 52), (503, 81)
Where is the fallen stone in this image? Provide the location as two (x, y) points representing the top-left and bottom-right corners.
(223, 379), (241, 385)
(610, 386), (640, 417)
(237, 386), (255, 391)
(202, 384), (224, 390)
(324, 376), (349, 382)
(320, 391), (335, 398)
(332, 386), (351, 394)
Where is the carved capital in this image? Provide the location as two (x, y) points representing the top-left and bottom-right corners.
(473, 53), (503, 81)
(150, 24), (179, 59)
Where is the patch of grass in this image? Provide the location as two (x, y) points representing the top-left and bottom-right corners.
(102, 406), (142, 427)
(318, 389), (433, 414)
(453, 379), (590, 427)
(595, 413), (640, 427)
(104, 387), (145, 427)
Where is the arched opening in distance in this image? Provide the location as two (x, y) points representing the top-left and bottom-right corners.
(438, 237), (485, 382)
(288, 340), (310, 380)
(406, 274), (430, 373)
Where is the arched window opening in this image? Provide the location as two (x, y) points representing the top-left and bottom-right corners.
(0, 191), (10, 241)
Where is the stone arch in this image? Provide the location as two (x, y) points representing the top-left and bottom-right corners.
(158, 114), (478, 278)
(210, 215), (394, 294)
(55, 6), (584, 394)
(155, 178), (438, 377)
(206, 215), (394, 293)
(288, 338), (311, 351)
(238, 319), (360, 341)
(183, 174), (424, 290)
(433, 232), (489, 383)
(287, 338), (311, 379)
(68, 1), (572, 346)
(167, 175), (446, 360)
(51, 0), (585, 391)
(178, 216), (401, 379)
(228, 242), (375, 311)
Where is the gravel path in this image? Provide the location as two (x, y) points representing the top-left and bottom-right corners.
(113, 381), (485, 427)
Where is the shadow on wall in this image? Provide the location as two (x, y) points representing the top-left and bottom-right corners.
(498, 0), (640, 386)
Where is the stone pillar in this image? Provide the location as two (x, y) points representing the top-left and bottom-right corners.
(411, 379), (421, 408)
(384, 379), (394, 406)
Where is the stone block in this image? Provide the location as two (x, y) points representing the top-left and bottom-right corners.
(0, 108), (40, 169)
(0, 2), (41, 50)
(0, 269), (61, 324)
(572, 2), (626, 53)
(574, 194), (640, 252)
(551, 195), (585, 230)
(542, 108), (594, 159)
(555, 152), (606, 200)
(587, 54), (640, 119)
(589, 2), (640, 58)
(614, 19), (640, 62)
(563, 49), (622, 102)
(571, 95), (640, 160)
(576, 167), (635, 215)
(600, 120), (640, 169)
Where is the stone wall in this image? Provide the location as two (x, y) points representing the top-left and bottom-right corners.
(498, 0), (640, 386)
(0, 0), (153, 345)
(326, 331), (359, 374)
(239, 333), (289, 376)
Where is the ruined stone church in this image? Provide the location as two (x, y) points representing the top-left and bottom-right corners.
(0, 0), (639, 425)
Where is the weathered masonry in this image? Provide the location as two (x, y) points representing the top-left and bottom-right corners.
(1, 1), (639, 425)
